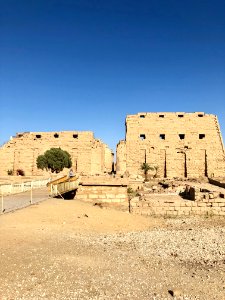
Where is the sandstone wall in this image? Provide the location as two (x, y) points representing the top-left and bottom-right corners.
(0, 131), (113, 176)
(131, 194), (225, 217)
(117, 112), (225, 178)
(116, 140), (126, 174)
(76, 185), (128, 203)
(75, 175), (128, 204)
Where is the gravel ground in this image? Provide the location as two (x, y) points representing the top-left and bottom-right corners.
(0, 199), (225, 300)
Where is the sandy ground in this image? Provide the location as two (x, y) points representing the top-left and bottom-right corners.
(0, 198), (225, 300)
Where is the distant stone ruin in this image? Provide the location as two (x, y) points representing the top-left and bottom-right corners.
(0, 112), (225, 179)
(0, 131), (113, 176)
(117, 112), (225, 178)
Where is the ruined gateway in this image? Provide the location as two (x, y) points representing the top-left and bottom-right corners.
(0, 131), (113, 176)
(116, 112), (225, 178)
(0, 112), (225, 178)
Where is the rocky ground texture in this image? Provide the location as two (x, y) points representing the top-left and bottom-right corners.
(0, 198), (225, 300)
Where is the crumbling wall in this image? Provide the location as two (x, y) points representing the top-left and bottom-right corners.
(103, 144), (114, 173)
(0, 131), (113, 176)
(117, 112), (225, 178)
(116, 140), (127, 175)
(131, 195), (225, 216)
(130, 181), (225, 216)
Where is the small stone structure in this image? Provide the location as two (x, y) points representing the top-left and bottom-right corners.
(76, 176), (128, 204)
(117, 112), (225, 178)
(0, 131), (113, 176)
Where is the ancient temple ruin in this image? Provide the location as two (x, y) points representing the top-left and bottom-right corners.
(117, 112), (225, 178)
(0, 131), (113, 176)
(1, 112), (225, 179)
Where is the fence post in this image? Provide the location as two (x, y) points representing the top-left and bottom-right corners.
(1, 190), (3, 213)
(30, 186), (33, 204)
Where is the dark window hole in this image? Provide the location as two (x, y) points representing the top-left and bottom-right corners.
(199, 134), (205, 139)
(140, 134), (146, 140)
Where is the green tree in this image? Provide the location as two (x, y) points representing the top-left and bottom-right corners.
(141, 162), (155, 181)
(37, 148), (72, 173)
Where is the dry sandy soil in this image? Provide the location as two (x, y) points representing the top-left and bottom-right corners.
(0, 198), (225, 300)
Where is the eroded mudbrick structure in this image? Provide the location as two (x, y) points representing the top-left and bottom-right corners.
(0, 131), (113, 176)
(117, 112), (225, 178)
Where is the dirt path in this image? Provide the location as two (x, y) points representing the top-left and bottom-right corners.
(0, 198), (224, 300)
(1, 188), (49, 213)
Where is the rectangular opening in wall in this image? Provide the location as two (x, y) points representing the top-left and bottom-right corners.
(140, 134), (146, 140)
(73, 134), (78, 139)
(179, 134), (185, 139)
(198, 114), (204, 117)
(54, 133), (59, 138)
(140, 115), (145, 118)
(159, 134), (165, 140)
(178, 115), (184, 118)
(199, 134), (205, 139)
(36, 134), (41, 139)
(159, 115), (164, 118)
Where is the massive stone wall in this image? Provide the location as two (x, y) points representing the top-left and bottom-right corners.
(117, 112), (225, 178)
(0, 131), (113, 176)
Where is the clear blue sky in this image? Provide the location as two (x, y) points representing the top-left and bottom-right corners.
(1, 0), (225, 152)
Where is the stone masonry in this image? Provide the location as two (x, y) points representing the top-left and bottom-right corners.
(0, 131), (113, 176)
(130, 184), (225, 217)
(117, 112), (225, 178)
(74, 175), (128, 204)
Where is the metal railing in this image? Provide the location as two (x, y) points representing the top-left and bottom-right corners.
(49, 180), (79, 197)
(0, 179), (50, 213)
(0, 179), (50, 196)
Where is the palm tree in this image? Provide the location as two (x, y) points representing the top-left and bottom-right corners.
(141, 163), (155, 181)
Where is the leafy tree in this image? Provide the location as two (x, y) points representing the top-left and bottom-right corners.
(37, 148), (72, 173)
(141, 162), (155, 181)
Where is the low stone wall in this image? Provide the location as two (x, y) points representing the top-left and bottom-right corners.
(131, 194), (225, 217)
(76, 185), (128, 203)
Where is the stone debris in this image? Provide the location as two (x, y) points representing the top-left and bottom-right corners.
(0, 202), (225, 300)
(129, 179), (225, 217)
(168, 288), (183, 297)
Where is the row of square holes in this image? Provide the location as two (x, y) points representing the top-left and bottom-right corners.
(140, 114), (204, 118)
(140, 134), (205, 140)
(35, 134), (79, 139)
